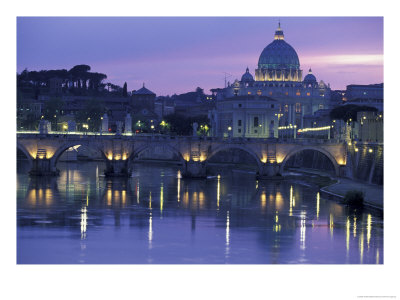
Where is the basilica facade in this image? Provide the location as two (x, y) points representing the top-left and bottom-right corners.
(209, 23), (332, 138)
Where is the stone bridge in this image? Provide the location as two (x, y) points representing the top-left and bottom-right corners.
(17, 132), (347, 178)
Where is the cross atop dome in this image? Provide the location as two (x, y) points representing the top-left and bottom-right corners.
(274, 21), (284, 40)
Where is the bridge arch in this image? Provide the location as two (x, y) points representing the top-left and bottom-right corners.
(280, 146), (340, 176)
(133, 143), (186, 163)
(206, 144), (262, 168)
(51, 141), (107, 167)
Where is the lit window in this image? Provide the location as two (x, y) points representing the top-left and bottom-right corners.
(295, 103), (301, 113)
(248, 91), (251, 95)
(284, 105), (288, 112)
(257, 90), (262, 96)
(296, 90), (300, 96)
(307, 92), (310, 96)
(269, 91), (273, 96)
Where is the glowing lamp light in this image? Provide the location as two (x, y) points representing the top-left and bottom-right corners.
(355, 148), (359, 152)
(228, 126), (232, 131)
(107, 154), (113, 160)
(369, 148), (373, 153)
(122, 154), (127, 160)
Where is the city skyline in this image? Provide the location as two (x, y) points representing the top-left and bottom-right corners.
(17, 17), (383, 96)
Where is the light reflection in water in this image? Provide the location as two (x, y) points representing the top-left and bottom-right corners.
(300, 211), (306, 250)
(27, 189), (36, 205)
(217, 174), (221, 208)
(289, 186), (294, 216)
(177, 171), (181, 202)
(149, 191), (152, 209)
(275, 192), (283, 211)
(107, 189), (112, 206)
(367, 214), (372, 248)
(193, 192), (198, 208)
(114, 190), (120, 205)
(80, 206), (87, 239)
(160, 183), (164, 214)
(353, 216), (357, 237)
(261, 192), (266, 209)
(17, 162), (384, 264)
(273, 211), (281, 232)
(122, 190), (126, 206)
(184, 186), (189, 207)
(96, 166), (99, 192)
(225, 211), (230, 258)
(199, 191), (205, 209)
(148, 212), (153, 249)
(136, 181), (140, 204)
(359, 231), (364, 264)
(27, 188), (55, 206)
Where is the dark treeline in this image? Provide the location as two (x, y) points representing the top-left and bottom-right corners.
(330, 104), (378, 122)
(17, 64), (127, 98)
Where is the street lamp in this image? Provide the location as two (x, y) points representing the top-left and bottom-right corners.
(82, 123), (89, 134)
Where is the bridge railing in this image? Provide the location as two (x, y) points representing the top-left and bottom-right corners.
(16, 131), (346, 145)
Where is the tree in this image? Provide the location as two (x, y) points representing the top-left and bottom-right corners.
(75, 99), (106, 132)
(123, 82), (128, 97)
(330, 104), (378, 122)
(68, 65), (91, 91)
(163, 113), (210, 136)
(20, 113), (39, 131)
(43, 97), (65, 131)
(195, 87), (204, 95)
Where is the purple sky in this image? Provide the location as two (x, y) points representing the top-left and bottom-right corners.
(17, 17), (383, 96)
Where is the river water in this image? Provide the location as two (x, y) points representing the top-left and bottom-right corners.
(17, 160), (383, 264)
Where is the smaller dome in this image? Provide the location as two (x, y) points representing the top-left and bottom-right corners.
(304, 68), (317, 83)
(241, 67), (254, 82)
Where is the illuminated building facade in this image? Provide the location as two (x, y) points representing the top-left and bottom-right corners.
(210, 23), (331, 138)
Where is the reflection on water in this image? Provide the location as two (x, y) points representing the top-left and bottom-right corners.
(17, 161), (384, 264)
